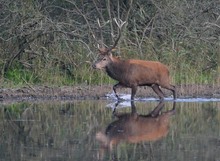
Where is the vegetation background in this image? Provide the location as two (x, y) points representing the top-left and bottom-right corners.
(0, 0), (219, 88)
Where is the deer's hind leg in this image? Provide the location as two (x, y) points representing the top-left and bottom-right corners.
(161, 84), (176, 100)
(151, 84), (165, 100)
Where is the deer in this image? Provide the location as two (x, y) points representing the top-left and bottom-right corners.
(96, 101), (176, 159)
(92, 19), (176, 101)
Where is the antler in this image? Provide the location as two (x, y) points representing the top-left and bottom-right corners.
(107, 18), (127, 53)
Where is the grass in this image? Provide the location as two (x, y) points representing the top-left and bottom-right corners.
(1, 62), (217, 88)
(0, 41), (219, 88)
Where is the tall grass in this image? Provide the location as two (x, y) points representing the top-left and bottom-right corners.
(1, 39), (219, 88)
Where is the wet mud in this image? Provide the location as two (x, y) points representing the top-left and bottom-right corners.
(0, 84), (220, 103)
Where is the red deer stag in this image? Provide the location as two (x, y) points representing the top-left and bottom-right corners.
(92, 19), (176, 100)
(96, 101), (176, 159)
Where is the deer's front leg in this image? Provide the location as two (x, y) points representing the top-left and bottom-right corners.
(113, 82), (125, 100)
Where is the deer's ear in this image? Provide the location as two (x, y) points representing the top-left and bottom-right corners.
(98, 48), (104, 55)
(98, 47), (108, 55)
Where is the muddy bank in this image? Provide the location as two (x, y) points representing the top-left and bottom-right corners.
(0, 84), (220, 104)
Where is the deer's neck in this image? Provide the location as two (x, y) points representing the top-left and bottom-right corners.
(106, 59), (126, 81)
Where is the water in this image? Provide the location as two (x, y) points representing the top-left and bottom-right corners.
(0, 98), (220, 161)
(106, 93), (220, 102)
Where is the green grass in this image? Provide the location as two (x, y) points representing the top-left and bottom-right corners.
(2, 64), (217, 88)
(1, 41), (219, 88)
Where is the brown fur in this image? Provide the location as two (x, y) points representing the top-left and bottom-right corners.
(96, 101), (175, 158)
(93, 49), (176, 100)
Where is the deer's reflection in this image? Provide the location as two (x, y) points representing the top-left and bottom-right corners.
(96, 101), (175, 158)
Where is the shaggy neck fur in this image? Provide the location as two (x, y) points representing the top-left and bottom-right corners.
(105, 57), (126, 81)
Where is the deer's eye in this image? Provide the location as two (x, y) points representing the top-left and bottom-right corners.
(103, 58), (107, 61)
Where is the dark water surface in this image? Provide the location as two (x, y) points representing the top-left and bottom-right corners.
(0, 99), (220, 161)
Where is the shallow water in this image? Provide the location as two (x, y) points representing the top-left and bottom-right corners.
(106, 93), (220, 102)
(0, 99), (220, 161)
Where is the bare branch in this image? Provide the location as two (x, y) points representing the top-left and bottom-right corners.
(91, 18), (110, 49)
(204, 22), (220, 29)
